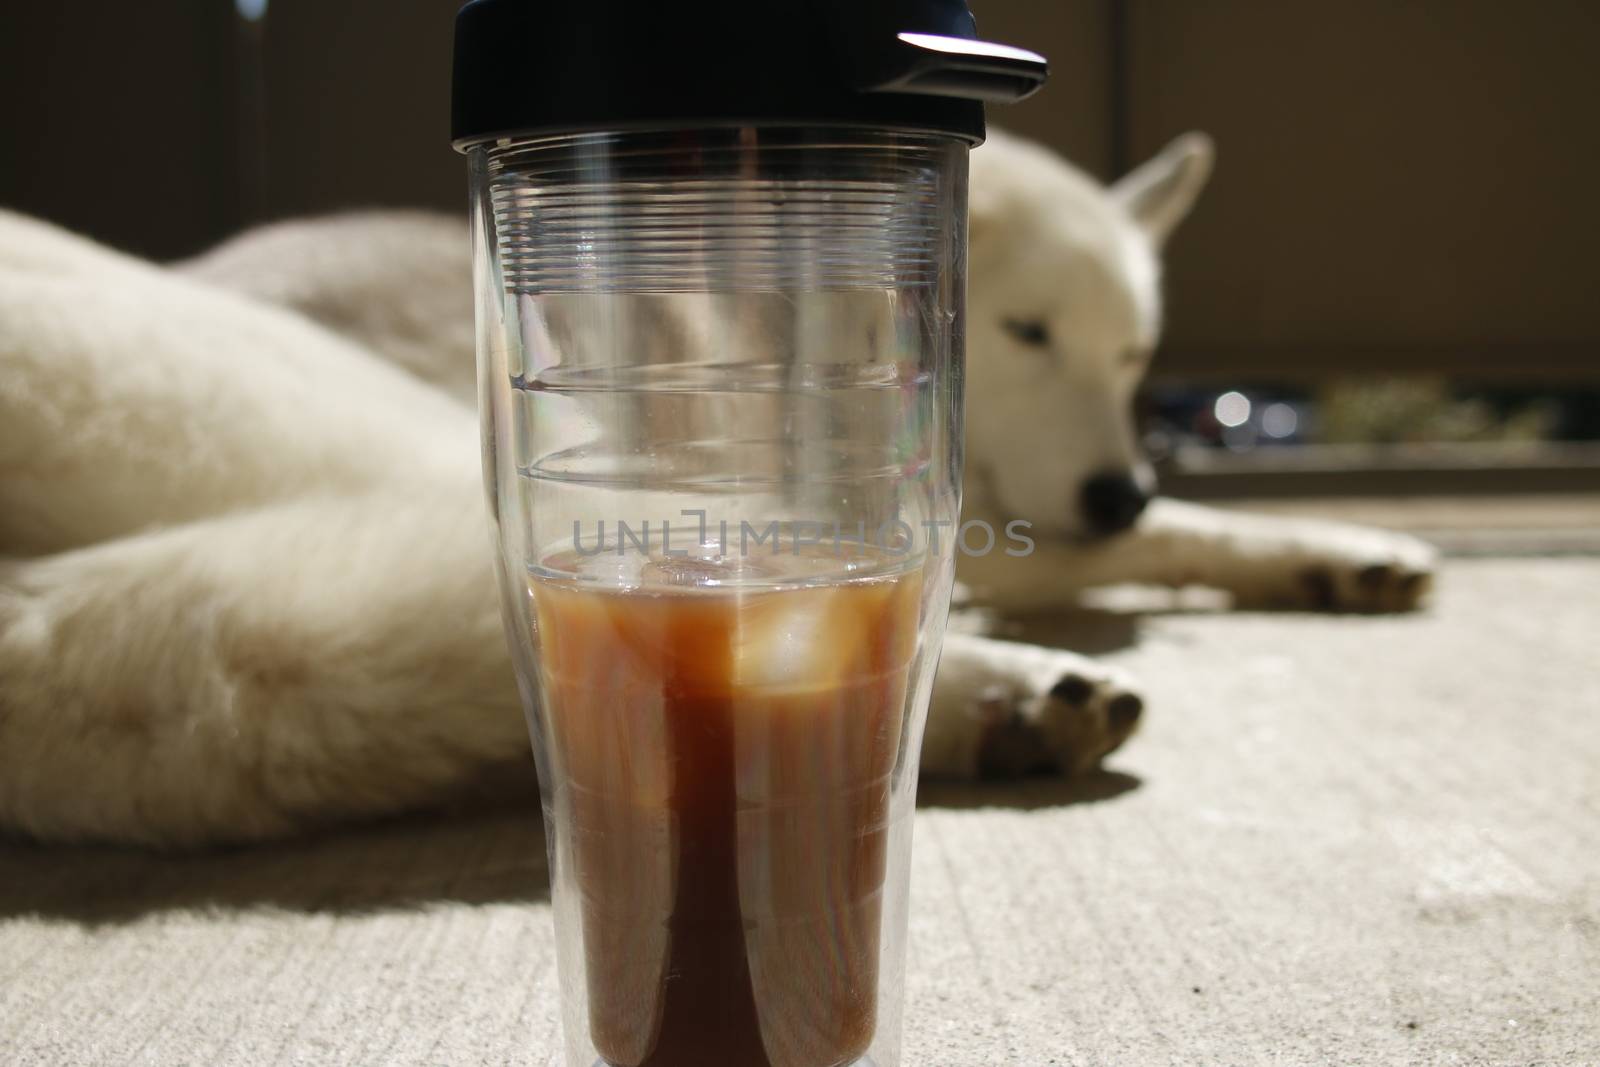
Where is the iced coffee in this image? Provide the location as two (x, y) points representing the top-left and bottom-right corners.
(531, 549), (923, 1067)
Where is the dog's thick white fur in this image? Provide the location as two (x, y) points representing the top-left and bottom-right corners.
(0, 131), (1434, 846)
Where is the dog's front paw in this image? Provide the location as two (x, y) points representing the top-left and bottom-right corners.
(975, 670), (1144, 779)
(929, 635), (1144, 780)
(1033, 669), (1144, 776)
(1296, 554), (1435, 613)
(1235, 526), (1438, 613)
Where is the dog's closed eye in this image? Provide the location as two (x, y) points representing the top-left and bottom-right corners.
(1002, 318), (1051, 348)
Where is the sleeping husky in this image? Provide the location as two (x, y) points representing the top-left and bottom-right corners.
(0, 130), (1434, 845)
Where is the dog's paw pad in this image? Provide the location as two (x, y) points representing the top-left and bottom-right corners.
(1048, 673), (1096, 706)
(1357, 560), (1433, 601)
(1297, 566), (1337, 610)
(1106, 691), (1144, 730)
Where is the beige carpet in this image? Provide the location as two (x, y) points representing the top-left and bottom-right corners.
(2, 557), (1597, 1065)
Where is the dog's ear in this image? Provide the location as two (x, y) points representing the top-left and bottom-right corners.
(1112, 132), (1214, 247)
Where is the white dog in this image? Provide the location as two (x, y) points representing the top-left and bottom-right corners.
(0, 130), (1434, 845)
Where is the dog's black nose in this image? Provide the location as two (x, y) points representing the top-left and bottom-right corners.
(1079, 471), (1150, 536)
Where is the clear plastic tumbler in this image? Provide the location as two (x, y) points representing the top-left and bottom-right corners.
(453, 4), (1045, 1064)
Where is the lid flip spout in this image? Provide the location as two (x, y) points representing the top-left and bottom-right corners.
(451, 0), (1049, 150)
(867, 34), (1048, 102)
(816, 0), (1046, 104)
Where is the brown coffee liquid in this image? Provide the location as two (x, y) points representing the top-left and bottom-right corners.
(533, 562), (921, 1067)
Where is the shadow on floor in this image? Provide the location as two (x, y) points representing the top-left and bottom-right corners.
(918, 769), (1142, 811)
(986, 605), (1147, 655)
(0, 802), (550, 924)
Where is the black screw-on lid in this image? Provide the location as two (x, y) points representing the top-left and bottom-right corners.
(450, 0), (1048, 151)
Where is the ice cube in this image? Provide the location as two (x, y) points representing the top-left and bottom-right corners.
(734, 586), (872, 691)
